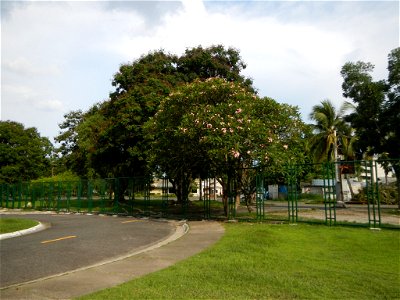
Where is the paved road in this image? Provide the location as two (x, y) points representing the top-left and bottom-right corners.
(0, 213), (174, 287)
(1, 220), (224, 300)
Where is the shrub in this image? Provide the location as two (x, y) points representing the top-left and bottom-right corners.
(352, 182), (398, 205)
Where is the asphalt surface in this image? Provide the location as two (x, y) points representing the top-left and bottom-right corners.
(0, 212), (224, 300)
(0, 214), (174, 287)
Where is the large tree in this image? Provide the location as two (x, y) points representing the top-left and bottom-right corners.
(0, 121), (52, 183)
(341, 47), (400, 206)
(340, 62), (387, 157)
(382, 48), (400, 161)
(56, 45), (254, 179)
(146, 78), (306, 211)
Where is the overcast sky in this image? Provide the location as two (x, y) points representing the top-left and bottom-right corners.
(1, 0), (399, 142)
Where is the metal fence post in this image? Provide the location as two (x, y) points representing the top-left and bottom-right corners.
(162, 175), (169, 218)
(256, 172), (265, 221)
(286, 165), (298, 224)
(227, 175), (236, 220)
(323, 162), (336, 226)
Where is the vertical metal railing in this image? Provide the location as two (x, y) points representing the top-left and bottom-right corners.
(286, 165), (298, 224)
(365, 160), (381, 228)
(323, 162), (336, 226)
(227, 175), (236, 220)
(256, 172), (265, 221)
(162, 175), (169, 217)
(203, 177), (211, 220)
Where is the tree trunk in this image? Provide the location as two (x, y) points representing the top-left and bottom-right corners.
(174, 175), (192, 204)
(346, 175), (355, 199)
(222, 193), (228, 216)
(235, 192), (241, 211)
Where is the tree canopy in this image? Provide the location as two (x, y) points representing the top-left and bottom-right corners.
(340, 47), (400, 161)
(309, 100), (356, 162)
(0, 121), (52, 183)
(341, 48), (400, 207)
(55, 45), (254, 179)
(146, 78), (306, 204)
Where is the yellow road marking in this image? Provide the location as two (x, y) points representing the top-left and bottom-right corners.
(121, 220), (141, 224)
(41, 235), (77, 244)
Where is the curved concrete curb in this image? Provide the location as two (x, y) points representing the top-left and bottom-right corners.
(54, 220), (190, 272)
(0, 222), (49, 241)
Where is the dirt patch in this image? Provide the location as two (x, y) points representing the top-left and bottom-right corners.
(268, 206), (399, 226)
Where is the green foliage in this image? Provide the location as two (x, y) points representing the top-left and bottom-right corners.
(81, 224), (400, 300)
(146, 78), (306, 202)
(341, 48), (399, 161)
(32, 170), (80, 183)
(55, 45), (254, 179)
(382, 48), (400, 161)
(177, 45), (254, 90)
(341, 48), (400, 207)
(54, 110), (91, 176)
(309, 100), (355, 162)
(352, 182), (399, 205)
(0, 121), (52, 183)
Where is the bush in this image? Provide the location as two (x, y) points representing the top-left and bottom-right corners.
(352, 182), (398, 205)
(31, 171), (80, 183)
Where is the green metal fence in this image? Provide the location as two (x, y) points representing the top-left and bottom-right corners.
(272, 160), (399, 229)
(1, 159), (398, 228)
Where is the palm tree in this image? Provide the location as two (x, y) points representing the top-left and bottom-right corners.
(309, 100), (343, 162)
(309, 100), (356, 205)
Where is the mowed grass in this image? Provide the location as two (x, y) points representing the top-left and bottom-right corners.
(80, 223), (400, 300)
(0, 218), (39, 234)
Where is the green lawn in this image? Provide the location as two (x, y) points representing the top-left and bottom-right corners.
(0, 218), (39, 234)
(79, 223), (400, 299)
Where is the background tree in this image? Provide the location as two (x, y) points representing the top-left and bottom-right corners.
(382, 48), (400, 162)
(309, 100), (342, 162)
(341, 47), (400, 207)
(309, 99), (355, 162)
(340, 62), (387, 157)
(54, 110), (87, 176)
(0, 121), (52, 183)
(309, 99), (358, 204)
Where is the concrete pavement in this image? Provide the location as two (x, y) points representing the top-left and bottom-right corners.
(0, 214), (224, 300)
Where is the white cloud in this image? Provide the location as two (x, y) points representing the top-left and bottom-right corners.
(35, 99), (64, 112)
(1, 0), (398, 139)
(3, 57), (61, 76)
(112, 0), (356, 119)
(2, 84), (64, 113)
